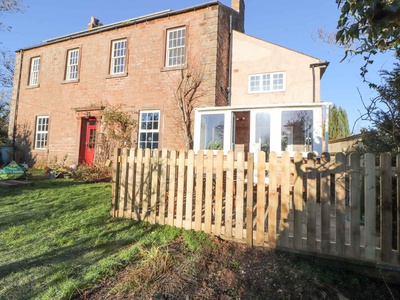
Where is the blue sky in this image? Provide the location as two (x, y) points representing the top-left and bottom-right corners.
(1, 0), (395, 133)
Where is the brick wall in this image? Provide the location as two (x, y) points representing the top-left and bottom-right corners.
(10, 3), (244, 165)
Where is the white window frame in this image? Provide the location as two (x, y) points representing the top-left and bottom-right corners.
(138, 110), (160, 149)
(35, 116), (49, 149)
(165, 27), (186, 68)
(29, 57), (40, 86)
(110, 39), (127, 75)
(248, 72), (285, 93)
(66, 49), (79, 81)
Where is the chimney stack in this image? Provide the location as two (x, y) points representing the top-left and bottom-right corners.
(87, 16), (102, 29)
(231, 0), (245, 32)
(231, 0), (245, 12)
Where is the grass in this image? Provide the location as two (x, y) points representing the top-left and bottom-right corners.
(0, 178), (209, 300)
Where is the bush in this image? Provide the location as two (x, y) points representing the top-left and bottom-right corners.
(72, 164), (112, 182)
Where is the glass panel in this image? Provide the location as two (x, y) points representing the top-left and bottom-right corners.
(89, 129), (96, 149)
(281, 110), (313, 152)
(200, 114), (224, 150)
(255, 112), (270, 153)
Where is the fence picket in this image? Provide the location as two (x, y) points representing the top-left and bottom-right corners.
(185, 150), (195, 230)
(307, 152), (317, 251)
(119, 148), (128, 218)
(214, 150), (224, 235)
(293, 152), (304, 249)
(279, 152), (290, 247)
(195, 150), (204, 231)
(204, 150), (214, 234)
(159, 149), (168, 225)
(380, 153), (392, 262)
(150, 149), (159, 224)
(142, 148), (151, 221)
(236, 151), (245, 240)
(246, 153), (254, 246)
(256, 151), (266, 245)
(268, 152), (278, 248)
(320, 152), (331, 254)
(111, 148), (121, 217)
(349, 152), (361, 258)
(134, 149), (143, 220)
(364, 153), (376, 260)
(225, 151), (234, 237)
(167, 150), (177, 226)
(127, 148), (136, 218)
(176, 150), (186, 228)
(335, 153), (346, 256)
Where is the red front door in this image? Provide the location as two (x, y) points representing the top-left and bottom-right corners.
(84, 118), (97, 165)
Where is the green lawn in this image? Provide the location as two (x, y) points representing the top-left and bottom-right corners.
(0, 179), (193, 299)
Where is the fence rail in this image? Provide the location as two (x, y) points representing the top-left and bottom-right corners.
(111, 148), (400, 266)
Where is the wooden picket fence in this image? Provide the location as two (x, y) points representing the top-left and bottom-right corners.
(111, 148), (400, 266)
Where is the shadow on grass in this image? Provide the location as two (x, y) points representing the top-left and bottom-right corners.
(0, 221), (159, 299)
(0, 180), (170, 299)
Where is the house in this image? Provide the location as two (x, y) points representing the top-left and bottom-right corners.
(8, 0), (329, 166)
(8, 1), (245, 166)
(194, 30), (330, 157)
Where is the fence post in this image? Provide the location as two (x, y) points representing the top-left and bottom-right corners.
(380, 153), (392, 262)
(320, 152), (331, 254)
(364, 153), (376, 260)
(349, 152), (361, 258)
(111, 148), (121, 217)
(307, 152), (317, 252)
(293, 152), (304, 250)
(335, 152), (346, 256)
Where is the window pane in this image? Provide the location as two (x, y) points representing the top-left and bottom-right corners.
(200, 114), (224, 150)
(139, 111), (160, 149)
(66, 49), (79, 80)
(166, 27), (186, 67)
(111, 39), (126, 74)
(35, 116), (49, 149)
(255, 112), (270, 153)
(281, 110), (313, 152)
(29, 57), (40, 86)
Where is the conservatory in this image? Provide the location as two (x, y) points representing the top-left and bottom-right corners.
(193, 103), (330, 158)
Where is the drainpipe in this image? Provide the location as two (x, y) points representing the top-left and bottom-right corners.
(227, 14), (233, 106)
(309, 61), (329, 103)
(11, 50), (24, 148)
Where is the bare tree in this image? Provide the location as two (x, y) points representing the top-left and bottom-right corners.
(171, 57), (209, 151)
(0, 0), (23, 32)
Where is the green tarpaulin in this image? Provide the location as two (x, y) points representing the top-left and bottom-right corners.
(0, 161), (26, 181)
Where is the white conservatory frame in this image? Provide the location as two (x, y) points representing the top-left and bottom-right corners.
(194, 103), (330, 158)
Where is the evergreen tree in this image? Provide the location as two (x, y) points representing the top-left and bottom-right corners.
(329, 105), (350, 140)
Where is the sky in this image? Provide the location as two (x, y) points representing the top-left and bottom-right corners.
(1, 0), (396, 134)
